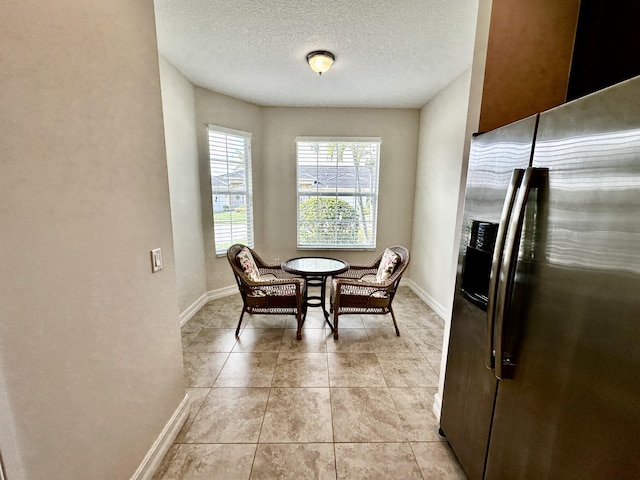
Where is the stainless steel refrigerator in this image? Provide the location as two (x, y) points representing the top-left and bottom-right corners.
(440, 76), (640, 479)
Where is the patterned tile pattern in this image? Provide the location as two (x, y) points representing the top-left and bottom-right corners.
(153, 286), (466, 480)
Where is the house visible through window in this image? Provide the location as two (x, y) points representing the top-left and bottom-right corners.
(296, 137), (381, 249)
(208, 125), (254, 255)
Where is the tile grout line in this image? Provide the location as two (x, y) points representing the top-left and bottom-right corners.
(169, 289), (454, 479)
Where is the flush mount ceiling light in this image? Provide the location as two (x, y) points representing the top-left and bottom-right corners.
(306, 50), (335, 75)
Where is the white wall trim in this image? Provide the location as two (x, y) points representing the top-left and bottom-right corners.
(432, 391), (443, 421)
(181, 281), (442, 327)
(179, 293), (209, 327)
(405, 279), (448, 321)
(130, 393), (190, 480)
(405, 278), (446, 424)
(179, 286), (239, 327)
(206, 285), (238, 302)
(177, 281), (447, 432)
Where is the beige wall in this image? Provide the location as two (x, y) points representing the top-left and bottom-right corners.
(159, 56), (207, 312)
(430, 0), (492, 417)
(259, 107), (419, 267)
(0, 1), (185, 478)
(193, 89), (419, 292)
(412, 70), (474, 319)
(194, 87), (265, 291)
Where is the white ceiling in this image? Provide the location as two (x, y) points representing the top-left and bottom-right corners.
(153, 0), (479, 109)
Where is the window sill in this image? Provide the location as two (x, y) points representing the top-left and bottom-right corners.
(297, 246), (377, 252)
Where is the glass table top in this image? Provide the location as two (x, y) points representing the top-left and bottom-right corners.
(282, 257), (349, 275)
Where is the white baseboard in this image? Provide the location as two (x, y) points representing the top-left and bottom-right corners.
(180, 282), (446, 328)
(432, 391), (443, 422)
(179, 293), (209, 327)
(179, 286), (238, 327)
(176, 280), (447, 428)
(206, 285), (238, 302)
(130, 393), (190, 480)
(405, 279), (448, 322)
(180, 280), (438, 325)
(179, 281), (443, 329)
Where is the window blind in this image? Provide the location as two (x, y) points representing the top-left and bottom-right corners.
(208, 125), (254, 255)
(296, 137), (381, 249)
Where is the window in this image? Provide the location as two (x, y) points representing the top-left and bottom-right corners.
(296, 137), (381, 249)
(208, 125), (254, 255)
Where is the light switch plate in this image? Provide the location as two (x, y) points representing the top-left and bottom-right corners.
(151, 248), (163, 273)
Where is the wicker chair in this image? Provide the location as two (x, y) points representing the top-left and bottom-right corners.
(227, 244), (306, 340)
(330, 245), (410, 340)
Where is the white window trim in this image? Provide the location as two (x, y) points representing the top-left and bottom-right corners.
(208, 124), (254, 256)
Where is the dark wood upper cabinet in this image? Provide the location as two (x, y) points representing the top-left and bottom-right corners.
(478, 0), (640, 132)
(478, 0), (581, 133)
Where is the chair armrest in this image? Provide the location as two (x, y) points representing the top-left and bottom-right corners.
(249, 248), (279, 269)
(332, 278), (392, 309)
(258, 267), (297, 279)
(335, 266), (378, 281)
(248, 249), (298, 278)
(346, 250), (385, 271)
(241, 276), (305, 295)
(333, 277), (391, 295)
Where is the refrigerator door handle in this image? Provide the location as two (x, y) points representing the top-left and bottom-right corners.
(486, 168), (525, 369)
(494, 167), (548, 380)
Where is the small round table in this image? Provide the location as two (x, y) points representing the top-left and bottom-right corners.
(282, 257), (349, 329)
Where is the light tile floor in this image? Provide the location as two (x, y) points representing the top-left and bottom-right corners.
(153, 286), (466, 479)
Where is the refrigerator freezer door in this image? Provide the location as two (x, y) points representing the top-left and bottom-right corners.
(485, 76), (640, 478)
(440, 115), (537, 480)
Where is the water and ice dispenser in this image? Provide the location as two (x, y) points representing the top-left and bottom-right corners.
(461, 220), (498, 310)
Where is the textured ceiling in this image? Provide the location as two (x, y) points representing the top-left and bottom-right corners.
(154, 0), (479, 108)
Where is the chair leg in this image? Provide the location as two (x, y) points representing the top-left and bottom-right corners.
(235, 309), (246, 337)
(296, 311), (302, 341)
(333, 311), (339, 340)
(390, 308), (400, 336)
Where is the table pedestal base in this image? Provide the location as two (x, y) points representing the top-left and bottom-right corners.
(282, 257), (349, 335)
(304, 275), (334, 330)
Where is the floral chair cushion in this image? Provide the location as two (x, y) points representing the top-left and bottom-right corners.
(237, 247), (261, 282)
(376, 248), (400, 283)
